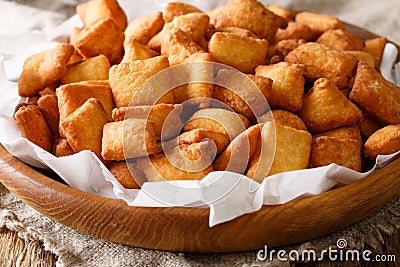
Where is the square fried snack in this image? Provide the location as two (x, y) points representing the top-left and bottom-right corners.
(74, 17), (124, 64)
(316, 29), (364, 51)
(54, 138), (74, 157)
(259, 110), (307, 131)
(109, 56), (172, 107)
(163, 2), (203, 23)
(101, 118), (158, 161)
(122, 38), (159, 63)
(364, 125), (400, 160)
(37, 94), (60, 135)
(246, 122), (312, 182)
(210, 0), (287, 43)
(124, 12), (164, 45)
(255, 62), (305, 112)
(275, 22), (314, 42)
(18, 44), (74, 97)
(61, 98), (108, 162)
(299, 78), (362, 134)
(350, 62), (400, 125)
(61, 55), (110, 84)
(76, 0), (127, 31)
(15, 105), (52, 152)
(177, 128), (230, 155)
(108, 161), (141, 189)
(295, 11), (344, 38)
(285, 42), (358, 88)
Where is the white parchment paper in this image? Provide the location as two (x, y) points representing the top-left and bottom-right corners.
(0, 0), (399, 227)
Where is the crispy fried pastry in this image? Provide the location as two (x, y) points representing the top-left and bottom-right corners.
(363, 37), (387, 66)
(295, 11), (344, 38)
(275, 22), (314, 42)
(121, 38), (159, 63)
(267, 4), (292, 22)
(164, 2), (203, 23)
(15, 105), (52, 152)
(350, 62), (400, 125)
(298, 78), (362, 134)
(124, 12), (164, 45)
(364, 125), (400, 160)
(54, 138), (75, 157)
(18, 44), (74, 97)
(61, 55), (110, 84)
(259, 110), (307, 131)
(37, 94), (60, 135)
(317, 29), (364, 51)
(108, 161), (141, 189)
(177, 128), (230, 155)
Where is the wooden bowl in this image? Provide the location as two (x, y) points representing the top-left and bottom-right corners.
(1, 22), (400, 253)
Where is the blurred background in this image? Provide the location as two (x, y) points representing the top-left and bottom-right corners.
(0, 0), (399, 43)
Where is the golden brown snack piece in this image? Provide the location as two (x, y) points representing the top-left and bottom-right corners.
(112, 104), (183, 141)
(54, 138), (75, 157)
(56, 82), (114, 123)
(350, 62), (400, 125)
(295, 11), (344, 38)
(183, 108), (251, 140)
(74, 17), (124, 64)
(299, 78), (362, 134)
(15, 105), (52, 152)
(268, 39), (307, 63)
(164, 2), (203, 23)
(61, 55), (110, 84)
(18, 43), (74, 97)
(275, 22), (314, 42)
(208, 32), (268, 74)
(310, 136), (361, 172)
(259, 110), (307, 131)
(76, 0), (127, 31)
(161, 27), (204, 66)
(67, 50), (83, 65)
(210, 0), (287, 43)
(37, 94), (60, 135)
(363, 37), (387, 66)
(317, 29), (364, 51)
(125, 12), (164, 45)
(122, 38), (159, 63)
(358, 112), (384, 138)
(212, 73), (272, 121)
(101, 118), (158, 161)
(60, 98), (108, 162)
(108, 161), (141, 189)
(177, 128), (230, 155)
(344, 51), (375, 68)
(285, 42), (358, 88)
(267, 4), (292, 22)
(168, 12), (210, 44)
(214, 124), (262, 174)
(317, 125), (362, 146)
(207, 27), (257, 39)
(246, 122), (312, 182)
(364, 125), (400, 160)
(109, 55), (172, 107)
(256, 62), (305, 112)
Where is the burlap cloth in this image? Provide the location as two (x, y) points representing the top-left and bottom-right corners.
(1, 0), (400, 266)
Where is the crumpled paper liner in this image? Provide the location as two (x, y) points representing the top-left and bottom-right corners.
(0, 0), (399, 227)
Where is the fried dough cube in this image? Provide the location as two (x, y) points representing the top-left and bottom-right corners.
(125, 12), (164, 45)
(67, 50), (83, 65)
(267, 4), (292, 22)
(317, 29), (364, 51)
(207, 27), (257, 40)
(161, 27), (204, 66)
(256, 62), (305, 112)
(122, 38), (159, 63)
(108, 161), (141, 189)
(364, 125), (400, 160)
(259, 110), (307, 131)
(344, 51), (375, 68)
(112, 104), (183, 141)
(358, 112), (384, 138)
(101, 118), (158, 160)
(268, 39), (307, 63)
(37, 94), (60, 135)
(212, 73), (272, 121)
(295, 11), (344, 38)
(209, 32), (268, 74)
(60, 98), (108, 161)
(61, 55), (110, 84)
(18, 44), (74, 97)
(299, 78), (362, 134)
(275, 22), (314, 42)
(310, 136), (361, 171)
(363, 37), (387, 66)
(350, 62), (400, 125)
(74, 17), (124, 64)
(168, 13), (210, 44)
(54, 138), (75, 157)
(214, 124), (262, 174)
(285, 42), (358, 88)
(136, 140), (214, 182)
(210, 0), (287, 43)
(15, 105), (52, 152)
(76, 0), (127, 31)
(56, 82), (114, 123)
(246, 122), (312, 182)
(183, 108), (251, 140)
(109, 56), (173, 107)
(320, 125), (362, 146)
(164, 2), (203, 23)
(177, 128), (230, 155)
